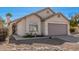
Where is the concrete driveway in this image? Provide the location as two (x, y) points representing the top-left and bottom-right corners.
(9, 35), (66, 45)
(54, 34), (79, 42)
(9, 34), (79, 45)
(72, 34), (79, 37)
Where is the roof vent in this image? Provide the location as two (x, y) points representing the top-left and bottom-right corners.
(57, 14), (60, 18)
(46, 11), (49, 13)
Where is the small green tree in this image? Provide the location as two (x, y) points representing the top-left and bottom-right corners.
(70, 20), (78, 27)
(6, 13), (12, 17)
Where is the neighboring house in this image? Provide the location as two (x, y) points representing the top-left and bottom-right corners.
(12, 8), (70, 36)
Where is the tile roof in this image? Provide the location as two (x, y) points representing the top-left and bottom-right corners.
(12, 7), (69, 24)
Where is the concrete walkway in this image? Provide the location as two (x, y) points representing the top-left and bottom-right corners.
(9, 35), (66, 45)
(13, 35), (49, 40)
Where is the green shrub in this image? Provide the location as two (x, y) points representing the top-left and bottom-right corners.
(23, 33), (45, 38)
(23, 33), (34, 38)
(70, 28), (75, 33)
(70, 20), (78, 27)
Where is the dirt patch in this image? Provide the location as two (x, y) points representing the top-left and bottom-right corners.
(0, 42), (79, 51)
(60, 42), (79, 51)
(0, 42), (63, 51)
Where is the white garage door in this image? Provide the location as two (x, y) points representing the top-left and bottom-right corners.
(48, 23), (67, 35)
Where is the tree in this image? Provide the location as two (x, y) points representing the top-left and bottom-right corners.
(6, 13), (12, 17)
(70, 20), (78, 27)
(0, 16), (5, 25)
(6, 13), (13, 26)
(5, 13), (13, 44)
(70, 14), (79, 27)
(2, 19), (5, 24)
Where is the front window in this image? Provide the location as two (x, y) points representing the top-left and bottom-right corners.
(29, 24), (38, 34)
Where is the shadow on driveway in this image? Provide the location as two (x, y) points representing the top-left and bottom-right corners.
(9, 36), (67, 45)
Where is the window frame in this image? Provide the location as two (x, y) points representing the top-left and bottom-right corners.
(29, 24), (38, 33)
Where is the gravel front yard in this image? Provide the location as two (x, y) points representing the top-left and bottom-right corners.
(0, 42), (63, 51)
(0, 41), (79, 51)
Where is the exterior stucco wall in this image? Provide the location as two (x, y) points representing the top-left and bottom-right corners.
(16, 14), (41, 36)
(68, 22), (70, 35)
(25, 15), (41, 35)
(43, 15), (70, 35)
(37, 9), (54, 19)
(41, 22), (45, 35)
(16, 19), (26, 36)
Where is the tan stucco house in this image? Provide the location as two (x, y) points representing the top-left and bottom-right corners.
(11, 8), (70, 36)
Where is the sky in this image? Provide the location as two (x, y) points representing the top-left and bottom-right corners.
(0, 7), (79, 21)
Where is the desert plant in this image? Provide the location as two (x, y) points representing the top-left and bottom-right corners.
(70, 28), (75, 33)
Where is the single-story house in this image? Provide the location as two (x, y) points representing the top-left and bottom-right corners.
(11, 8), (70, 36)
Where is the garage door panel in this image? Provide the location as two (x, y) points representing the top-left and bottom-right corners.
(48, 23), (67, 35)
